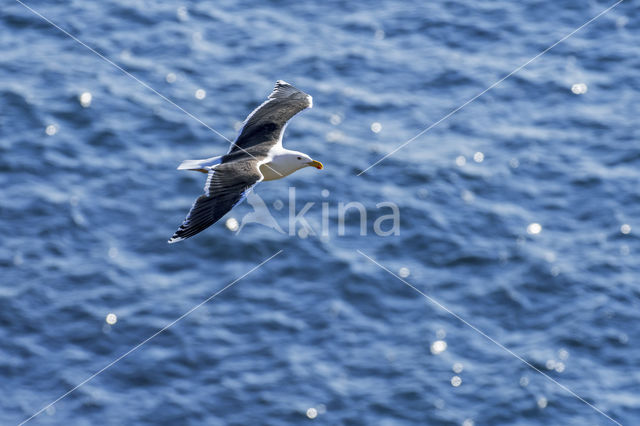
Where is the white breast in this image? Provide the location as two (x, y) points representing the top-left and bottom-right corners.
(259, 159), (295, 181)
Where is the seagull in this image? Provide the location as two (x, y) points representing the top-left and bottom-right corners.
(169, 80), (323, 243)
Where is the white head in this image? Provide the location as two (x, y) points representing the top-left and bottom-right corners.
(279, 150), (323, 172)
(261, 149), (323, 181)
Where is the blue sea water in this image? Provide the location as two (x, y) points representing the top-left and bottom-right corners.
(1, 0), (639, 424)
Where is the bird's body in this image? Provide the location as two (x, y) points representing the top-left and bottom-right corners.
(169, 81), (322, 243)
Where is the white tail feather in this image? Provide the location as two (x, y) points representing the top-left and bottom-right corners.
(177, 155), (222, 171)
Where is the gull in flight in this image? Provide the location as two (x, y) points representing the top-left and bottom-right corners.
(169, 80), (323, 243)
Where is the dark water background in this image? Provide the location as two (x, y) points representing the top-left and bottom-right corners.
(2, 0), (639, 424)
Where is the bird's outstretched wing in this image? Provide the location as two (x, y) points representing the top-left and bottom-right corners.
(168, 160), (263, 243)
(229, 80), (313, 154)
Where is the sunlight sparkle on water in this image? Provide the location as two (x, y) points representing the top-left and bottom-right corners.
(106, 313), (117, 325)
(166, 73), (177, 83)
(45, 125), (57, 136)
(462, 419), (474, 426)
(330, 114), (342, 125)
(571, 83), (588, 95)
(326, 130), (343, 142)
(306, 408), (317, 419)
(452, 362), (463, 373)
(455, 155), (466, 167)
(527, 223), (542, 235)
(195, 89), (206, 100)
(79, 92), (92, 108)
(451, 375), (462, 387)
(537, 397), (548, 409)
(431, 340), (447, 355)
(473, 152), (484, 162)
(621, 224), (631, 234)
(616, 16), (629, 28)
(177, 6), (189, 21)
(370, 122), (382, 133)
(398, 267), (410, 278)
(225, 218), (239, 232)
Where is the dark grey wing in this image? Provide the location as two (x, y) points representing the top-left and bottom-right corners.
(229, 80), (313, 154)
(168, 161), (263, 243)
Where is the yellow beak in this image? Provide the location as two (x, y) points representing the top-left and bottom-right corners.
(307, 160), (324, 170)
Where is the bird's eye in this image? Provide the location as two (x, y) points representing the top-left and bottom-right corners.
(297, 156), (302, 160)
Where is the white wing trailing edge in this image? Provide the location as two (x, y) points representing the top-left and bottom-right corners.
(177, 155), (223, 172)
